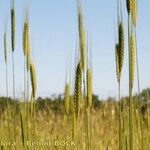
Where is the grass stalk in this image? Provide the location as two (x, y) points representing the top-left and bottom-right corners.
(134, 29), (144, 150)
(128, 15), (134, 150)
(4, 29), (11, 141)
(118, 81), (123, 150)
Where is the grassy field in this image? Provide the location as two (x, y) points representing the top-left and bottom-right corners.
(0, 93), (150, 150)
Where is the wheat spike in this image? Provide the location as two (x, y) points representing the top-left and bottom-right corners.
(129, 33), (135, 90)
(78, 1), (85, 71)
(131, 0), (137, 27)
(4, 32), (7, 64)
(23, 15), (30, 71)
(87, 69), (92, 107)
(115, 44), (120, 82)
(30, 62), (36, 99)
(118, 22), (124, 75)
(26, 45), (30, 71)
(23, 18), (29, 57)
(115, 22), (124, 82)
(64, 83), (70, 115)
(74, 62), (82, 119)
(11, 1), (15, 51)
(126, 0), (132, 14)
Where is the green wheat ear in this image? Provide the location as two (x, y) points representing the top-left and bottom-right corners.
(126, 0), (132, 14)
(77, 0), (85, 71)
(131, 0), (137, 27)
(115, 43), (120, 82)
(23, 18), (29, 57)
(4, 31), (7, 64)
(11, 0), (15, 52)
(74, 62), (82, 119)
(115, 22), (124, 82)
(30, 62), (37, 99)
(129, 33), (135, 90)
(118, 22), (124, 74)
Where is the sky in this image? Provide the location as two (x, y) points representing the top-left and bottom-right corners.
(0, 0), (150, 99)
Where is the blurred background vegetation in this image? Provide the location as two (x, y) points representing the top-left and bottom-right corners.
(1, 88), (150, 117)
